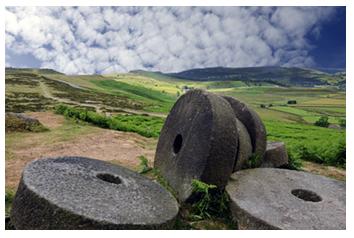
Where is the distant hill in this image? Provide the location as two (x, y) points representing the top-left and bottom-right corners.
(312, 68), (346, 74)
(163, 66), (344, 88)
(129, 70), (179, 82)
(6, 66), (344, 88)
(5, 67), (63, 75)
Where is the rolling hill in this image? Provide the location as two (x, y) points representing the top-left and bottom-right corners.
(5, 67), (346, 170)
(165, 66), (344, 87)
(128, 66), (345, 88)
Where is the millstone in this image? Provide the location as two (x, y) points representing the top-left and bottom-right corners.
(11, 156), (179, 229)
(226, 168), (346, 230)
(261, 141), (289, 168)
(233, 118), (252, 171)
(223, 96), (266, 161)
(154, 89), (238, 202)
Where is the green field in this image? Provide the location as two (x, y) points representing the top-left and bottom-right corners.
(5, 68), (346, 168)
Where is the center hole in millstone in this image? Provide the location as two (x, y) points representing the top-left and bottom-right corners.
(96, 173), (122, 185)
(173, 134), (183, 154)
(291, 189), (322, 202)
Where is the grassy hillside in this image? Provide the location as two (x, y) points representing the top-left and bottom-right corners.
(6, 67), (64, 75)
(6, 67), (346, 168)
(6, 67), (345, 122)
(167, 66), (344, 87)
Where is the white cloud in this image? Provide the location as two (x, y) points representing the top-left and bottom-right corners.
(5, 6), (337, 74)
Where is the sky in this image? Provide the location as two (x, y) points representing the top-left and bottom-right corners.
(5, 6), (346, 75)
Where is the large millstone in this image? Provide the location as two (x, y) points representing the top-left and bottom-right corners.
(154, 89), (238, 202)
(226, 168), (346, 230)
(261, 141), (289, 168)
(223, 96), (266, 161)
(11, 156), (179, 229)
(233, 118), (252, 172)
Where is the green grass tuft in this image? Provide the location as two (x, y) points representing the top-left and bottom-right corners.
(137, 155), (152, 174)
(189, 180), (230, 221)
(5, 189), (15, 217)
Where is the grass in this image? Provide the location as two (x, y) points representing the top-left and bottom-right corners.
(92, 79), (175, 102)
(179, 179), (235, 229)
(7, 68), (346, 118)
(137, 155), (152, 174)
(54, 104), (164, 138)
(271, 106), (345, 124)
(5, 116), (99, 153)
(265, 120), (345, 167)
(91, 79), (175, 112)
(5, 188), (15, 217)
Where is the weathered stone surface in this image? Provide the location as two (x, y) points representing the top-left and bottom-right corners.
(223, 96), (266, 161)
(233, 118), (253, 172)
(261, 141), (289, 168)
(11, 156), (179, 230)
(154, 89), (238, 202)
(226, 168), (346, 230)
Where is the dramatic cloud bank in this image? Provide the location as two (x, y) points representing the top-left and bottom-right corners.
(5, 6), (336, 74)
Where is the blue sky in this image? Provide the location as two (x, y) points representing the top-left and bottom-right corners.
(5, 6), (346, 75)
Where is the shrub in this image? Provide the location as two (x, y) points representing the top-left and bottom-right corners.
(287, 100), (297, 104)
(314, 116), (329, 128)
(190, 180), (217, 220)
(264, 120), (345, 168)
(329, 140), (346, 168)
(189, 180), (229, 221)
(290, 141), (346, 167)
(286, 150), (303, 170)
(54, 104), (163, 138)
(339, 119), (346, 128)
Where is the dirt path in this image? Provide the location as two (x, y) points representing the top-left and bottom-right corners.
(39, 81), (105, 113)
(6, 111), (157, 190)
(39, 80), (167, 117)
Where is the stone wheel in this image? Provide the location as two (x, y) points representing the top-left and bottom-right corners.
(233, 118), (253, 171)
(223, 96), (267, 162)
(154, 89), (238, 202)
(226, 168), (346, 229)
(11, 156), (179, 229)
